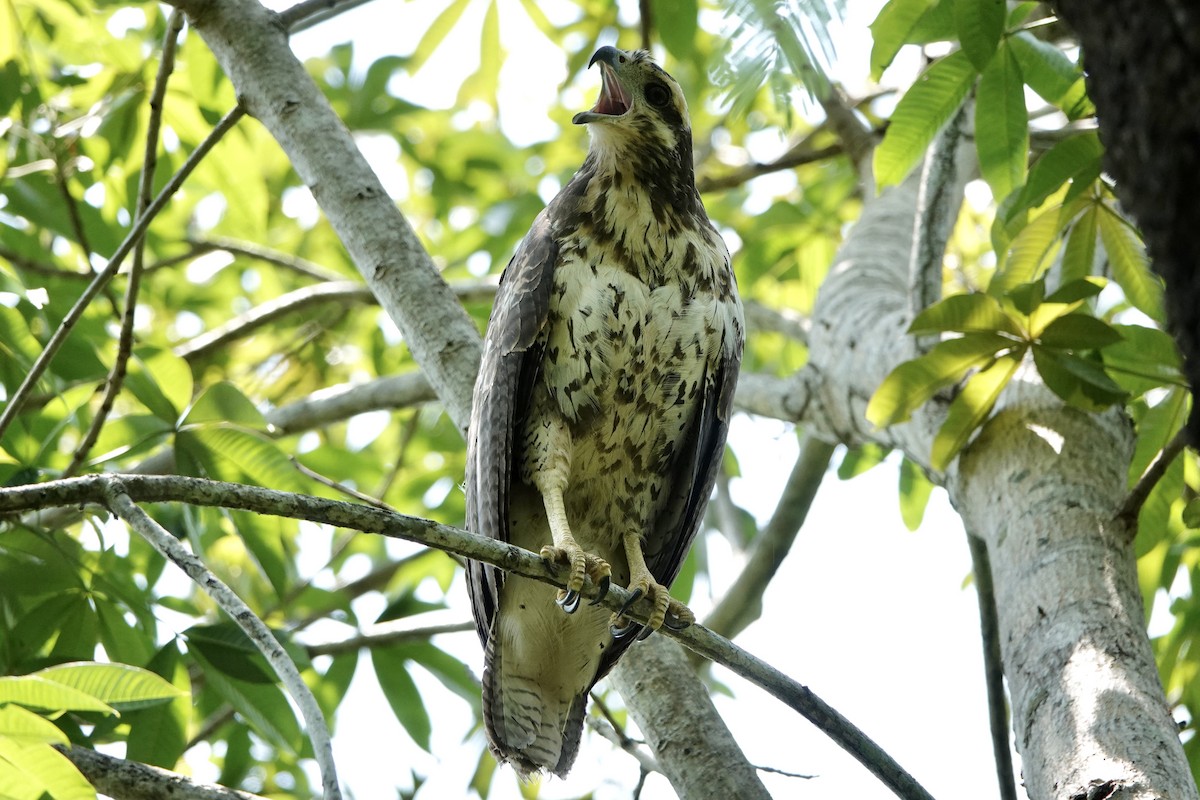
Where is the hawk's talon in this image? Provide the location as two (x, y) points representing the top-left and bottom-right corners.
(617, 587), (644, 618)
(589, 575), (611, 606)
(539, 544), (611, 614)
(610, 618), (641, 639)
(557, 589), (581, 613)
(662, 611), (693, 631)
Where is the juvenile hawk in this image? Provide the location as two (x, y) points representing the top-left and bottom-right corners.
(465, 45), (744, 777)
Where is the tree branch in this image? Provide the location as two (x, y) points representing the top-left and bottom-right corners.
(305, 620), (474, 657)
(56, 745), (266, 800)
(102, 484), (342, 800)
(965, 532), (1019, 800)
(1, 473), (936, 800)
(1116, 422), (1189, 529)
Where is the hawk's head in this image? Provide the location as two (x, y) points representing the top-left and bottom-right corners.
(573, 47), (692, 160)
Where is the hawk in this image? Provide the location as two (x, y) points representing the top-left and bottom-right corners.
(465, 45), (744, 777)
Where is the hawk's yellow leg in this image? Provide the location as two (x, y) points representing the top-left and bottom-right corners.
(613, 529), (695, 633)
(534, 473), (611, 612)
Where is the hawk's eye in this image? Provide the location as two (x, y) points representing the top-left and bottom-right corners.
(645, 83), (671, 108)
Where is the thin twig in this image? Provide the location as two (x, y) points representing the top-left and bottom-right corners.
(638, 0), (653, 52)
(2, 474), (938, 800)
(64, 10), (186, 478)
(966, 532), (1018, 800)
(0, 106), (246, 443)
(305, 620), (473, 657)
(1118, 424), (1190, 528)
(174, 281), (373, 360)
(102, 483), (342, 800)
(187, 235), (348, 282)
(290, 456), (398, 512)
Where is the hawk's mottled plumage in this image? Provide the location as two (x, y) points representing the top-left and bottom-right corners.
(465, 46), (743, 777)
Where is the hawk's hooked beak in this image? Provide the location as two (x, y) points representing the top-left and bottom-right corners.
(573, 47), (631, 125)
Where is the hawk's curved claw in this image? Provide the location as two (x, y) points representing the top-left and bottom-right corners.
(589, 575), (611, 606)
(662, 611), (693, 631)
(610, 618), (642, 639)
(617, 587), (644, 618)
(557, 589), (581, 614)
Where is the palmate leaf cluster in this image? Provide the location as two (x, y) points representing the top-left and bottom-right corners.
(3, 0), (1200, 796)
(0, 0), (859, 797)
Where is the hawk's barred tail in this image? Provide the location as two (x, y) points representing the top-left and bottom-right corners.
(481, 625), (586, 777)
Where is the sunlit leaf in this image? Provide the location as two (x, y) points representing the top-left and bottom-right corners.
(975, 41), (1027, 200)
(371, 648), (433, 751)
(1102, 325), (1184, 396)
(0, 738), (94, 800)
(0, 676), (115, 715)
(898, 456), (934, 530)
(867, 332), (1017, 427)
(909, 292), (1023, 336)
(37, 662), (183, 711)
(874, 49), (976, 188)
(1096, 205), (1164, 323)
(1037, 314), (1122, 350)
(181, 382), (265, 428)
(0, 706), (68, 746)
(1004, 132), (1103, 226)
(838, 442), (892, 479)
(869, 0), (938, 79)
(931, 353), (1021, 471)
(953, 0), (1004, 70)
(1031, 347), (1126, 412)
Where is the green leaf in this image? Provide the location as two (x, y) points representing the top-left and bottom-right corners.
(975, 41), (1028, 200)
(1037, 314), (1123, 349)
(371, 648), (433, 751)
(125, 643), (191, 768)
(457, 0), (502, 110)
(874, 49), (977, 188)
(0, 738), (95, 800)
(0, 706), (68, 746)
(652, 0), (697, 59)
(1102, 325), (1184, 396)
(1096, 205), (1164, 323)
(838, 442), (892, 479)
(395, 642), (481, 710)
(181, 382), (265, 428)
(1005, 132), (1103, 225)
(125, 347), (193, 424)
(1059, 204), (1099, 285)
(184, 624), (276, 684)
(408, 0), (472, 74)
(992, 201), (1066, 295)
(867, 332), (1017, 427)
(1006, 32), (1080, 107)
(1031, 348), (1127, 411)
(931, 353), (1021, 470)
(190, 650), (301, 753)
(898, 457), (935, 530)
(36, 662), (183, 711)
(909, 293), (1023, 336)
(0, 676), (115, 715)
(1129, 387), (1188, 486)
(869, 0), (938, 79)
(1182, 497), (1200, 530)
(177, 425), (303, 493)
(954, 0), (1005, 70)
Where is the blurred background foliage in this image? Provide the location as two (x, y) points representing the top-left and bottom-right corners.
(1, 0), (1198, 797)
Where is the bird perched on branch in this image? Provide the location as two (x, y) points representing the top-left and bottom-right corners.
(465, 45), (744, 777)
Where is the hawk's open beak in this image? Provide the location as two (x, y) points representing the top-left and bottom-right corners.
(573, 47), (631, 125)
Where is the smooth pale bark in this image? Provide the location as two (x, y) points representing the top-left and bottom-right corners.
(801, 125), (1196, 798)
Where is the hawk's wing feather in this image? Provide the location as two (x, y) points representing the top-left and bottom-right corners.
(465, 210), (558, 646)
